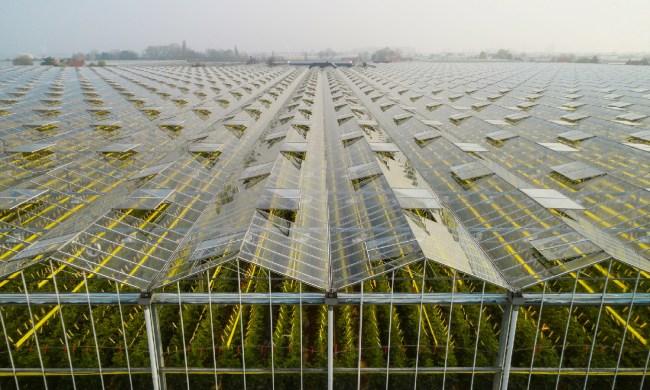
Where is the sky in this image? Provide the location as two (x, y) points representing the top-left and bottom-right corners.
(1, 0), (649, 58)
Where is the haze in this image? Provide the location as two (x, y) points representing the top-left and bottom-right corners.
(2, 0), (649, 57)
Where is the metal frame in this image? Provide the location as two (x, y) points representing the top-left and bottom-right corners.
(1, 286), (649, 389)
(1, 292), (648, 306)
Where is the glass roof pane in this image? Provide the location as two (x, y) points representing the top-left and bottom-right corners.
(348, 162), (382, 180)
(413, 130), (441, 142)
(114, 188), (174, 211)
(98, 143), (139, 153)
(451, 161), (494, 181)
(557, 130), (595, 142)
(538, 142), (579, 152)
(520, 188), (585, 209)
(189, 143), (223, 153)
(241, 162), (274, 180)
(12, 233), (77, 261)
(454, 142), (488, 152)
(368, 142), (399, 153)
(629, 130), (650, 142)
(486, 130), (516, 142)
(130, 162), (173, 180)
(0, 188), (48, 210)
(393, 188), (441, 209)
(6, 143), (55, 153)
(280, 142), (308, 153)
(551, 161), (605, 182)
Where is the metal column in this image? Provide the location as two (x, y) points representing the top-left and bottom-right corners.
(493, 293), (523, 390)
(493, 304), (512, 390)
(141, 294), (161, 390)
(500, 305), (520, 390)
(144, 305), (160, 390)
(326, 292), (337, 390)
(328, 305), (334, 390)
(151, 304), (167, 389)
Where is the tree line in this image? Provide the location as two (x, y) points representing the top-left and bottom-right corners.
(87, 42), (249, 62)
(10, 42), (252, 67)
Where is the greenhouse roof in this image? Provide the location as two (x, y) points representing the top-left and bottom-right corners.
(0, 62), (649, 292)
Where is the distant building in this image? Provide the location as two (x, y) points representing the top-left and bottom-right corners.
(340, 56), (359, 65)
(388, 55), (412, 62)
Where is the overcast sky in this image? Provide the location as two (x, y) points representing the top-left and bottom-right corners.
(2, 0), (649, 57)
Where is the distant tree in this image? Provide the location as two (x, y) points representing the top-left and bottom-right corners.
(143, 43), (183, 60)
(478, 51), (487, 59)
(40, 56), (57, 66)
(371, 47), (400, 62)
(118, 50), (139, 60)
(72, 52), (85, 61)
(205, 47), (247, 62)
(357, 51), (370, 62)
(12, 54), (33, 65)
(317, 48), (336, 60)
(625, 58), (649, 65)
(68, 43), (251, 63)
(97, 60), (107, 67)
(267, 52), (277, 67)
(493, 49), (513, 60)
(555, 53), (576, 63)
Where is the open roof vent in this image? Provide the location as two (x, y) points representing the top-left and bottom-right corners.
(290, 120), (311, 138)
(348, 162), (383, 190)
(393, 113), (412, 125)
(98, 143), (139, 160)
(520, 188), (584, 210)
(557, 130), (595, 144)
(256, 188), (300, 236)
(189, 142), (223, 169)
(340, 130), (365, 146)
(280, 142), (308, 169)
(451, 161), (494, 184)
(486, 130), (517, 145)
(241, 162), (274, 188)
(0, 188), (48, 219)
(551, 161), (605, 184)
(113, 188), (173, 220)
(413, 130), (441, 147)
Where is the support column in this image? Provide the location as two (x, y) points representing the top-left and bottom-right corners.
(328, 305), (334, 390)
(493, 304), (512, 390)
(141, 294), (162, 390)
(143, 307), (160, 390)
(151, 303), (167, 390)
(500, 305), (519, 390)
(326, 292), (337, 390)
(493, 293), (523, 390)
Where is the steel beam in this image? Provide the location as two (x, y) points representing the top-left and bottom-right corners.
(0, 292), (649, 306)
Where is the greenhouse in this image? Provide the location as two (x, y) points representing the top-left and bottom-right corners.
(0, 61), (649, 389)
